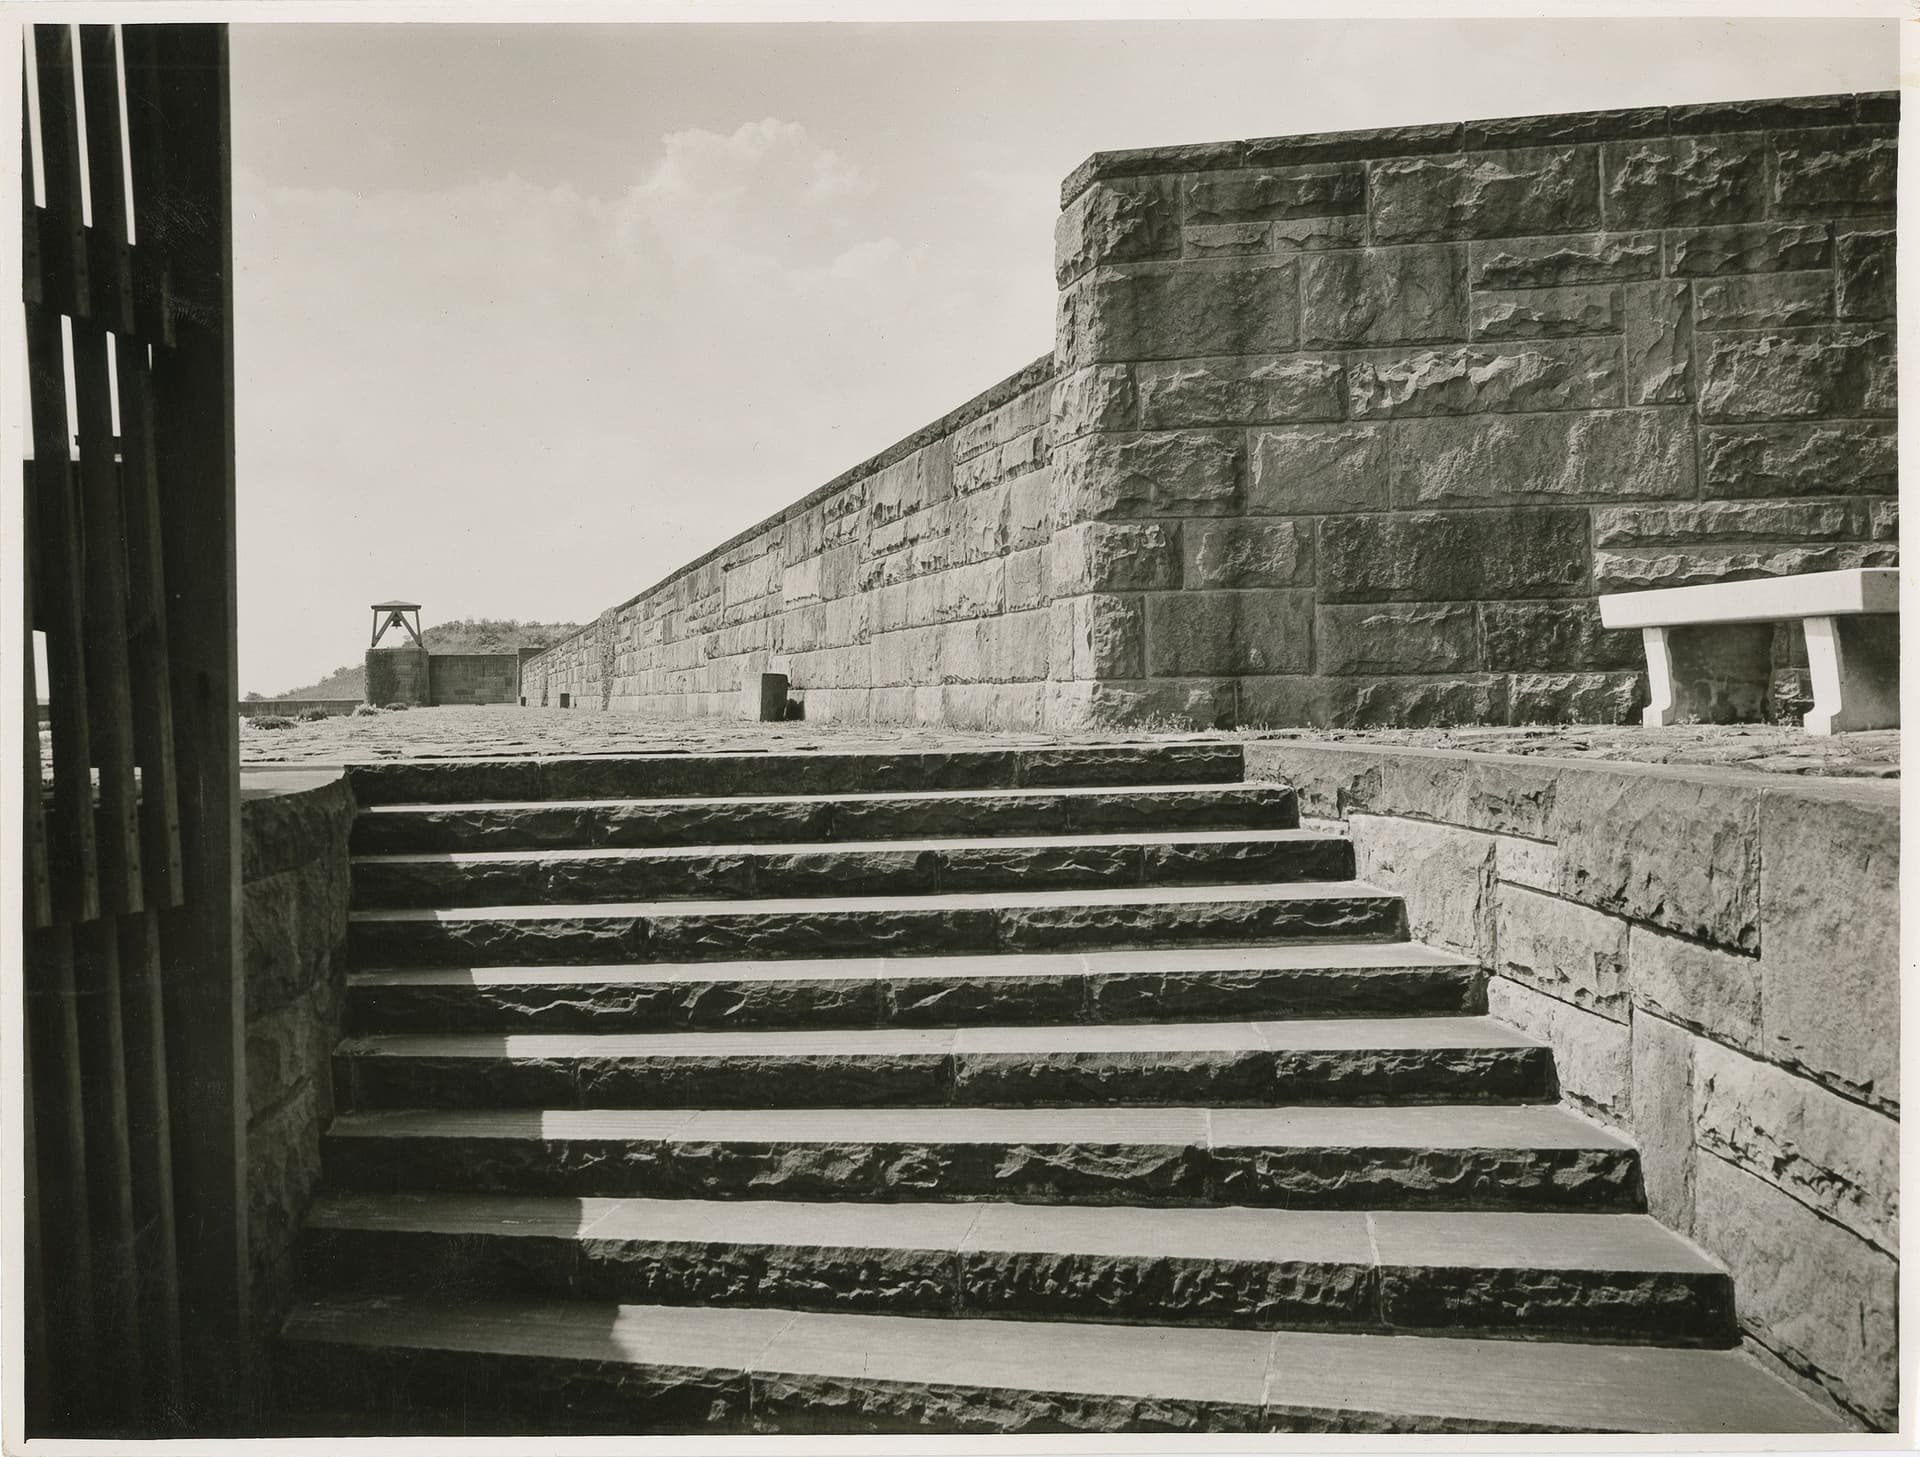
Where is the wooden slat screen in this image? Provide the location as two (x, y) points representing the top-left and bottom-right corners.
(21, 22), (240, 1436)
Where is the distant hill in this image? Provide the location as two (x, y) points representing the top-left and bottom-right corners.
(264, 618), (585, 700)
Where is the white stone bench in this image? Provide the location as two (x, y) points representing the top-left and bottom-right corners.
(1598, 567), (1899, 735)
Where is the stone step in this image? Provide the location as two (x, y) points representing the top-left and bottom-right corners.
(321, 1102), (1643, 1211)
(345, 943), (1484, 1036)
(275, 1294), (1836, 1435)
(349, 829), (1356, 910)
(346, 742), (1245, 807)
(346, 882), (1409, 968)
(300, 1192), (1735, 1347)
(350, 782), (1300, 855)
(333, 1017), (1552, 1111)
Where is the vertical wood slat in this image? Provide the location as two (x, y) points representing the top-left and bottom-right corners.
(23, 465), (53, 930)
(22, 60), (40, 307)
(72, 22), (143, 913)
(119, 908), (185, 1416)
(123, 23), (251, 1428)
(115, 312), (184, 906)
(24, 924), (98, 1426)
(31, 24), (87, 320)
(72, 918), (143, 1399)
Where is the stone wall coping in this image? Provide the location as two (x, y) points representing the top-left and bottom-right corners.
(1060, 90), (1897, 206)
(1242, 738), (1898, 812)
(524, 351), (1055, 673)
(241, 766), (349, 801)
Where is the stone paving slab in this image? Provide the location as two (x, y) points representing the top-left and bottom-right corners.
(237, 706), (1898, 778)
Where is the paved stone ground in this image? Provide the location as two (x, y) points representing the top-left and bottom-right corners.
(235, 707), (1899, 779)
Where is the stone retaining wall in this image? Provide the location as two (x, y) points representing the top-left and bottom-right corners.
(1058, 94), (1896, 727)
(1245, 739), (1897, 1428)
(524, 93), (1895, 729)
(522, 357), (1058, 727)
(239, 698), (362, 719)
(240, 772), (355, 1345)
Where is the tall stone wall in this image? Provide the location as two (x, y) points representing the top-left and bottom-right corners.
(426, 652), (520, 706)
(1247, 741), (1898, 1430)
(364, 646), (429, 707)
(524, 92), (1895, 729)
(522, 356), (1059, 727)
(1054, 93), (1896, 727)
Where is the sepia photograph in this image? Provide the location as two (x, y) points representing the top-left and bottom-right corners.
(4, 1), (1904, 1444)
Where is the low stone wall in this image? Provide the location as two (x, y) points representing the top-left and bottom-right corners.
(240, 770), (355, 1346)
(522, 356), (1058, 727)
(1245, 740), (1897, 1428)
(240, 699), (361, 719)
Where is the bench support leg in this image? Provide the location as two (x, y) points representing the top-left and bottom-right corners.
(1640, 623), (1774, 727)
(1803, 614), (1900, 735)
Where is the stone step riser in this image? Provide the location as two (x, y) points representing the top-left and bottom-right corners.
(321, 1135), (1643, 1212)
(350, 837), (1357, 911)
(350, 785), (1300, 856)
(345, 966), (1487, 1036)
(297, 1226), (1735, 1347)
(346, 894), (1409, 969)
(334, 1045), (1555, 1113)
(347, 744), (1246, 807)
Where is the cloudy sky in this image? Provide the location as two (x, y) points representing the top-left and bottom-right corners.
(229, 17), (1895, 694)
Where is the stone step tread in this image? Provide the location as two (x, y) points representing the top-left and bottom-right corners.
(327, 1102), (1630, 1151)
(278, 1294), (1837, 1433)
(349, 942), (1475, 988)
(348, 880), (1393, 924)
(353, 827), (1338, 866)
(357, 781), (1287, 816)
(337, 1015), (1541, 1060)
(305, 1191), (1719, 1273)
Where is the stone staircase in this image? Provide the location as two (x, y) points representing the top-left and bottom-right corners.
(274, 743), (1836, 1435)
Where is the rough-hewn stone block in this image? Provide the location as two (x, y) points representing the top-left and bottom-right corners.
(1182, 520), (1313, 588)
(1593, 542), (1896, 593)
(1183, 163), (1364, 222)
(1666, 222), (1832, 277)
(1390, 407), (1695, 506)
(1275, 674), (1510, 731)
(1300, 245), (1468, 347)
(1701, 421), (1897, 500)
(1182, 222), (1268, 258)
(1318, 508), (1589, 603)
(1549, 772), (1759, 952)
(1758, 789), (1899, 1111)
(1060, 431), (1244, 520)
(1623, 281), (1693, 404)
(1770, 126), (1896, 217)
(1693, 1040), (1896, 1253)
(1482, 600), (1642, 672)
(1316, 602), (1477, 675)
(1591, 499), (1871, 547)
(1693, 272), (1833, 331)
(1602, 135), (1766, 228)
(1627, 924), (1759, 1048)
(1370, 146), (1600, 242)
(1268, 213), (1366, 251)
(1044, 676), (1238, 732)
(1050, 521), (1179, 594)
(1629, 1012), (1695, 1233)
(1078, 261), (1300, 363)
(1696, 327), (1895, 423)
(1347, 338), (1622, 419)
(1248, 426), (1389, 514)
(1694, 1154), (1896, 1428)
(1055, 177), (1181, 285)
(1051, 365), (1137, 442)
(1349, 813), (1496, 959)
(1486, 978), (1629, 1122)
(1135, 355), (1344, 428)
(1468, 232), (1660, 288)
(1496, 885), (1629, 1020)
(1470, 284), (1621, 340)
(1835, 229), (1894, 320)
(1052, 593), (1146, 680)
(1143, 590), (1313, 676)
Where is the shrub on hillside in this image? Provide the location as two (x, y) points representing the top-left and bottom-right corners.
(251, 715), (296, 730)
(296, 708), (333, 721)
(352, 704), (384, 717)
(381, 702), (411, 712)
